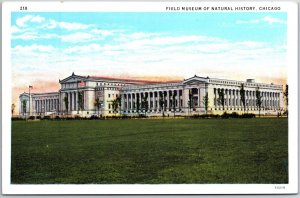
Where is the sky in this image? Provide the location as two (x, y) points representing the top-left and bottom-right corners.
(11, 12), (287, 110)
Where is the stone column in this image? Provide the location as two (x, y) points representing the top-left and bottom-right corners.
(213, 88), (216, 108)
(157, 91), (159, 111)
(136, 92), (138, 111)
(36, 100), (38, 113)
(126, 93), (129, 112)
(139, 92), (142, 112)
(198, 88), (201, 110)
(50, 99), (52, 111)
(147, 92), (150, 112)
(199, 88), (205, 109)
(229, 90), (232, 109)
(130, 93), (132, 110)
(232, 90), (235, 108)
(226, 89), (229, 110)
(120, 94), (124, 112)
(71, 92), (74, 112)
(177, 90), (180, 110)
(237, 89), (240, 107)
(167, 90), (170, 111)
(54, 99), (56, 111)
(40, 100), (42, 113)
(45, 99), (47, 112)
(153, 92), (156, 111)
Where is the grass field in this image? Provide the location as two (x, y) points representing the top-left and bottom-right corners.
(11, 118), (288, 184)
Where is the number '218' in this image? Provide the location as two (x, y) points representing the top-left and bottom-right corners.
(20, 6), (27, 10)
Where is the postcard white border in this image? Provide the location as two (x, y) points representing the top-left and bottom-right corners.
(2, 1), (298, 194)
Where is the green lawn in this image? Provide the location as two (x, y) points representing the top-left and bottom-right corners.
(11, 118), (288, 184)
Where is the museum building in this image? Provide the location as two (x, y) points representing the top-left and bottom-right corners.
(19, 72), (284, 117)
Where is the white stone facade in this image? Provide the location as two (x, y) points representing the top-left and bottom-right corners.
(19, 73), (284, 117)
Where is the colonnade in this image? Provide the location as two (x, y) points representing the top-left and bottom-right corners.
(213, 88), (281, 110)
(121, 89), (184, 113)
(121, 87), (207, 113)
(61, 91), (83, 112)
(34, 98), (59, 113)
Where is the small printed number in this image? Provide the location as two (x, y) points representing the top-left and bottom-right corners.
(275, 186), (285, 190)
(20, 6), (27, 10)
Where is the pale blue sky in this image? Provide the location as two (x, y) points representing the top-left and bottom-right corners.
(11, 12), (287, 92)
(12, 12), (287, 47)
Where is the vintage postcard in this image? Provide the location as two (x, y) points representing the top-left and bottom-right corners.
(2, 1), (298, 194)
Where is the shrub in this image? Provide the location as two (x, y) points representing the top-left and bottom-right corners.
(74, 115), (81, 120)
(54, 116), (61, 120)
(230, 112), (239, 118)
(43, 116), (51, 120)
(11, 117), (24, 121)
(90, 115), (99, 120)
(28, 116), (35, 120)
(241, 113), (256, 118)
(221, 112), (229, 119)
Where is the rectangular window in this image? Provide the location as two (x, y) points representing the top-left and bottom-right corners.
(108, 94), (110, 98)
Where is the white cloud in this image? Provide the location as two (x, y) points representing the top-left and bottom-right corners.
(58, 22), (91, 30)
(65, 44), (101, 54)
(16, 15), (33, 27)
(16, 15), (45, 27)
(262, 16), (286, 24)
(11, 26), (22, 34)
(236, 16), (286, 25)
(13, 44), (55, 53)
(44, 19), (57, 29)
(40, 19), (91, 30)
(91, 29), (115, 36)
(12, 32), (59, 40)
(31, 16), (45, 23)
(236, 19), (260, 25)
(60, 32), (94, 43)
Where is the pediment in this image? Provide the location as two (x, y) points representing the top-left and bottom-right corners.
(60, 74), (87, 84)
(183, 76), (209, 85)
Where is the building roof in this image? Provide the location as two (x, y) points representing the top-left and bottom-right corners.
(60, 72), (181, 85)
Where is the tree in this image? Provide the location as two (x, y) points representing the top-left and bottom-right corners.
(94, 98), (101, 116)
(172, 90), (177, 117)
(283, 84), (288, 117)
(111, 96), (121, 115)
(159, 92), (165, 117)
(136, 94), (140, 114)
(141, 95), (148, 116)
(256, 87), (262, 117)
(22, 100), (27, 116)
(240, 83), (246, 112)
(188, 90), (193, 114)
(78, 92), (84, 112)
(63, 96), (69, 114)
(217, 89), (225, 111)
(203, 92), (209, 115)
(11, 103), (16, 115)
